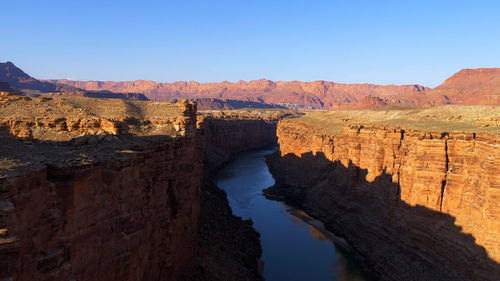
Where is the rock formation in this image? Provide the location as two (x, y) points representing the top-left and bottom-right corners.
(398, 68), (500, 106)
(2, 61), (500, 281)
(194, 98), (284, 110)
(5, 61), (500, 109)
(0, 82), (15, 92)
(0, 62), (148, 101)
(198, 109), (294, 172)
(178, 109), (291, 281)
(52, 78), (428, 109)
(0, 96), (290, 281)
(43, 91), (149, 101)
(0, 98), (204, 281)
(48, 67), (500, 109)
(265, 111), (500, 281)
(0, 62), (77, 93)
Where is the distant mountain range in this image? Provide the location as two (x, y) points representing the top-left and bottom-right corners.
(1, 61), (500, 109)
(50, 78), (428, 109)
(0, 62), (148, 101)
(0, 61), (78, 93)
(0, 81), (14, 92)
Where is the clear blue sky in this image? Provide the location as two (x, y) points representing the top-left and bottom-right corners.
(2, 0), (499, 87)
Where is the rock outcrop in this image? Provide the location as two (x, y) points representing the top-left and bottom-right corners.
(398, 68), (500, 106)
(50, 67), (500, 109)
(198, 110), (295, 172)
(266, 116), (500, 281)
(1, 61), (428, 110)
(0, 99), (204, 281)
(1, 136), (203, 281)
(6, 62), (500, 109)
(0, 97), (196, 142)
(52, 78), (428, 109)
(44, 91), (149, 101)
(0, 62), (148, 101)
(0, 62), (77, 93)
(177, 109), (292, 281)
(195, 98), (283, 110)
(177, 179), (264, 281)
(0, 82), (15, 92)
(0, 97), (286, 281)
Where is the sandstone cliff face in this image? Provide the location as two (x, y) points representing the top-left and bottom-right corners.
(0, 95), (284, 281)
(0, 137), (203, 281)
(177, 110), (287, 281)
(198, 110), (293, 172)
(0, 97), (196, 142)
(0, 100), (204, 281)
(195, 98), (283, 111)
(266, 119), (500, 281)
(201, 118), (277, 153)
(438, 68), (500, 91)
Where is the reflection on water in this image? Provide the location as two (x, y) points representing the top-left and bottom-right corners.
(215, 148), (367, 281)
(310, 226), (332, 242)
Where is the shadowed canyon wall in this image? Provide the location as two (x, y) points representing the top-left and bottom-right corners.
(0, 137), (203, 281)
(266, 120), (500, 281)
(0, 100), (205, 281)
(0, 95), (286, 281)
(199, 112), (282, 172)
(177, 111), (286, 281)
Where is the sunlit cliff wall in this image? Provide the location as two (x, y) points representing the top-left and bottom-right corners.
(267, 119), (500, 281)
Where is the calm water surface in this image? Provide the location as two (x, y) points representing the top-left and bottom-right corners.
(215, 148), (367, 281)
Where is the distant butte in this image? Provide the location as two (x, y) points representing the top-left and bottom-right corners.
(397, 68), (500, 107)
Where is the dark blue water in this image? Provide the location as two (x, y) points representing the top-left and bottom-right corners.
(215, 148), (367, 281)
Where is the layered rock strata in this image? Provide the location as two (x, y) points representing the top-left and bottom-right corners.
(178, 110), (292, 281)
(52, 78), (427, 109)
(0, 98), (284, 281)
(198, 110), (295, 172)
(0, 99), (203, 281)
(177, 179), (264, 281)
(194, 98), (283, 110)
(0, 97), (195, 142)
(400, 68), (500, 106)
(266, 118), (500, 281)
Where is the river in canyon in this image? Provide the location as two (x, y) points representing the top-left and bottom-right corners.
(215, 147), (367, 281)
